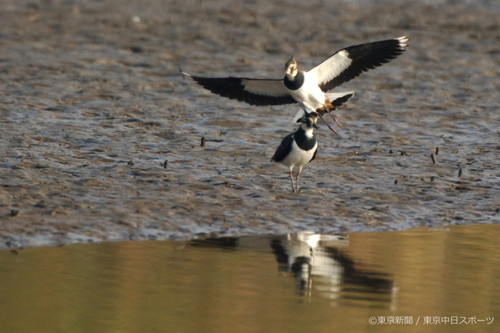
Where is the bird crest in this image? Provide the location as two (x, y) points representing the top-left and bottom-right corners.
(285, 54), (297, 69)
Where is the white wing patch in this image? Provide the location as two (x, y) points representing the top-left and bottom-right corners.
(307, 50), (353, 89)
(325, 91), (355, 101)
(242, 79), (289, 97)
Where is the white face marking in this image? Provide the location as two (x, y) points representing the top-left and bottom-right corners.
(300, 115), (317, 138)
(303, 127), (314, 139)
(285, 58), (298, 77)
(285, 65), (297, 76)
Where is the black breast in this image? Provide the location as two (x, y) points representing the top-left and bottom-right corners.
(283, 72), (305, 91)
(294, 128), (317, 151)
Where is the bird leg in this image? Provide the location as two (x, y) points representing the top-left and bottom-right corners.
(289, 170), (296, 192)
(327, 111), (344, 129)
(295, 173), (300, 193)
(317, 113), (340, 136)
(323, 99), (344, 129)
(299, 103), (339, 136)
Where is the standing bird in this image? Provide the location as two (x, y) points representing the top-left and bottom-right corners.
(184, 36), (408, 119)
(272, 112), (319, 193)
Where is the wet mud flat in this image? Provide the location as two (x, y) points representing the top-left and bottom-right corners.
(0, 0), (498, 248)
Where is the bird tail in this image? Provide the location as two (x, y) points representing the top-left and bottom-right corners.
(291, 91), (355, 122)
(325, 91), (355, 109)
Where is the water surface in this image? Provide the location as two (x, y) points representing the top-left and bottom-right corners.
(1, 224), (498, 332)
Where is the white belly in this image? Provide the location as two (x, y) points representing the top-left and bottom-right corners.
(282, 140), (317, 170)
(288, 72), (326, 111)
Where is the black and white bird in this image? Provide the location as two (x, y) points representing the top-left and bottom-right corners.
(272, 112), (319, 193)
(184, 36), (408, 118)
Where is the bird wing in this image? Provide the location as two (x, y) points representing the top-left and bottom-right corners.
(310, 145), (318, 162)
(271, 133), (295, 162)
(185, 74), (296, 106)
(307, 36), (409, 92)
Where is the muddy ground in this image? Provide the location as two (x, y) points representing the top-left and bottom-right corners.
(0, 0), (498, 248)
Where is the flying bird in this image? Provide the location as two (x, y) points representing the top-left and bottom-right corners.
(184, 36), (408, 118)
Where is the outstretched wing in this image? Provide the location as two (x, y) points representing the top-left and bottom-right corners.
(308, 36), (409, 92)
(184, 74), (296, 106)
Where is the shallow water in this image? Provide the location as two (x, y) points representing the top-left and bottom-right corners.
(0, 224), (498, 333)
(0, 0), (499, 247)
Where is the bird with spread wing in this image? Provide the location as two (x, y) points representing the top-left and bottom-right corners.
(184, 36), (408, 129)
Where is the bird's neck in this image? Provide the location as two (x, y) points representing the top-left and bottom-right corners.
(284, 71), (304, 90)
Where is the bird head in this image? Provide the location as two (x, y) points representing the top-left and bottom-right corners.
(297, 111), (319, 129)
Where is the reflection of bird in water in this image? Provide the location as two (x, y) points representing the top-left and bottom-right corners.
(271, 232), (347, 298)
(271, 232), (395, 304)
(190, 232), (396, 307)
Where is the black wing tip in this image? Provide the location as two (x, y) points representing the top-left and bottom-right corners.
(181, 70), (193, 80)
(355, 36), (409, 68)
(182, 72), (215, 85)
(383, 36), (410, 54)
(390, 36), (410, 57)
(383, 36), (409, 59)
(343, 36), (410, 66)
